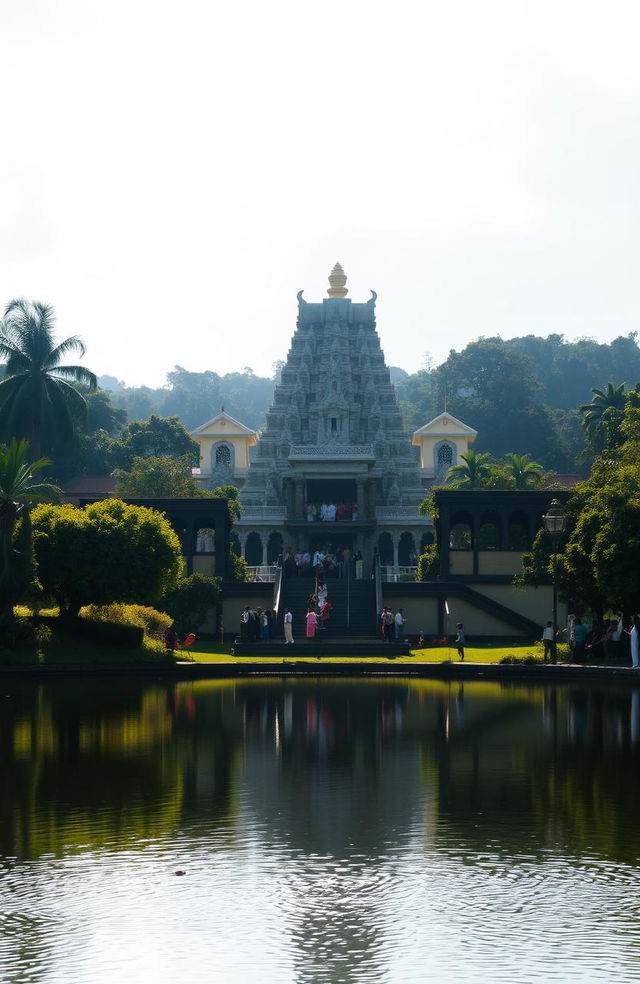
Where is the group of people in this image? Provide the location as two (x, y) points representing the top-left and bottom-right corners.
(303, 501), (358, 522)
(282, 547), (365, 579)
(240, 606), (279, 642)
(379, 607), (406, 642)
(305, 580), (333, 638)
(541, 613), (640, 665)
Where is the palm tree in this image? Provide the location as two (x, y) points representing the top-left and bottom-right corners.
(0, 438), (60, 618)
(505, 453), (544, 489)
(0, 299), (97, 459)
(446, 449), (494, 488)
(579, 382), (627, 451)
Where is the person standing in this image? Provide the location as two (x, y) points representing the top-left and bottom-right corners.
(284, 607), (294, 644)
(455, 622), (465, 661)
(381, 607), (394, 642)
(542, 621), (556, 663)
(629, 615), (640, 668)
(259, 608), (270, 641)
(240, 606), (250, 642)
(394, 608), (405, 641)
(305, 606), (317, 639)
(573, 617), (588, 662)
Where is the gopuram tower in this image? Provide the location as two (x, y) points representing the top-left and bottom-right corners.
(237, 264), (432, 570)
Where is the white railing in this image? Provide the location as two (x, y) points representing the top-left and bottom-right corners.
(379, 565), (418, 583)
(246, 565), (279, 583)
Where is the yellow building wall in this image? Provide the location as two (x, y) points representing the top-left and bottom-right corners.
(473, 584), (567, 627)
(418, 435), (470, 470)
(193, 555), (216, 576)
(380, 596), (439, 636)
(478, 551), (524, 576)
(443, 598), (529, 636)
(196, 435), (251, 473)
(450, 552), (474, 575)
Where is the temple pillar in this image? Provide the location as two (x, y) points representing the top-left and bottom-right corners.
(238, 531), (248, 558)
(295, 477), (304, 519)
(367, 480), (377, 520)
(357, 479), (366, 519)
(392, 532), (399, 567)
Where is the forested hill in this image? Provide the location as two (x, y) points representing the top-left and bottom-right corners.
(99, 333), (640, 472)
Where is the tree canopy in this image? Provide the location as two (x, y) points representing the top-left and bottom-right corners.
(517, 400), (640, 616)
(0, 439), (60, 617)
(0, 299), (97, 459)
(32, 499), (183, 617)
(113, 455), (210, 497)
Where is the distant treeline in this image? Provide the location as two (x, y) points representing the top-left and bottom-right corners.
(92, 332), (640, 473)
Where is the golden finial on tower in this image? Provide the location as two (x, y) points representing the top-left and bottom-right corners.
(327, 261), (348, 298)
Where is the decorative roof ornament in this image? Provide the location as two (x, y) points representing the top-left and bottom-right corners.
(327, 261), (348, 298)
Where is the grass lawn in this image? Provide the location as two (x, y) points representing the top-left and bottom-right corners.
(183, 640), (560, 665)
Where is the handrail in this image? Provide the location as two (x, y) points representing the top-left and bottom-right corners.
(380, 565), (418, 583)
(272, 558), (283, 616)
(373, 548), (382, 632)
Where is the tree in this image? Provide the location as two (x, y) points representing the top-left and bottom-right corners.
(446, 449), (494, 488)
(207, 484), (246, 580)
(0, 299), (97, 459)
(32, 499), (183, 617)
(113, 455), (211, 497)
(517, 402), (640, 616)
(0, 439), (60, 617)
(578, 382), (628, 452)
(505, 453), (544, 489)
(160, 573), (221, 635)
(110, 415), (199, 469)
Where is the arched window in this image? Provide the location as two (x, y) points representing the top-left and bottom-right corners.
(437, 443), (454, 468)
(398, 531), (416, 566)
(245, 532), (263, 566)
(420, 531), (435, 552)
(267, 532), (283, 564)
(215, 444), (232, 468)
(377, 531), (394, 565)
(195, 527), (215, 553)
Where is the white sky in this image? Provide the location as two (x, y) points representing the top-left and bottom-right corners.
(1, 0), (639, 387)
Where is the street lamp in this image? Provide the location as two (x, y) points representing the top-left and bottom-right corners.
(542, 498), (566, 663)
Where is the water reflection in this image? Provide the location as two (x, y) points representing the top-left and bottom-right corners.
(2, 678), (640, 982)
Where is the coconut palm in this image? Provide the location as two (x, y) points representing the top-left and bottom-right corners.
(446, 449), (494, 488)
(0, 438), (61, 618)
(0, 299), (97, 459)
(579, 382), (627, 451)
(505, 453), (544, 489)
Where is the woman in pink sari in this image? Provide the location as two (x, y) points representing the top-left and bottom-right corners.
(305, 606), (317, 639)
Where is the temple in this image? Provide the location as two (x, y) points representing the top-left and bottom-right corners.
(233, 264), (434, 570)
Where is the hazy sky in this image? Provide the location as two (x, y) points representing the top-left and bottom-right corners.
(1, 1), (639, 387)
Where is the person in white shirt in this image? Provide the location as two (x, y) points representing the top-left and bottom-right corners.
(542, 620), (556, 663)
(394, 609), (405, 641)
(284, 607), (294, 644)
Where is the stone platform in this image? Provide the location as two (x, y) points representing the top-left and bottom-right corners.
(231, 635), (410, 658)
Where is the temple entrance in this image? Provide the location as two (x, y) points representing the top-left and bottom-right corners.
(308, 531), (354, 554)
(304, 479), (357, 522)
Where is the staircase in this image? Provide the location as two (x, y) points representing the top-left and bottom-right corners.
(278, 576), (377, 637)
(230, 574), (409, 656)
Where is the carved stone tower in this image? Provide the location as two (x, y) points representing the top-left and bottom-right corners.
(237, 266), (432, 569)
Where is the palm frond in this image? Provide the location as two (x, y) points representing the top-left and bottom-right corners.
(45, 335), (87, 367)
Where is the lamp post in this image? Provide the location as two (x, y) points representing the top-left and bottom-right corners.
(542, 498), (566, 663)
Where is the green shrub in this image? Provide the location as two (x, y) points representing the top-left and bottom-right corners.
(69, 617), (143, 648)
(160, 574), (221, 635)
(499, 653), (544, 665)
(80, 603), (172, 643)
(417, 545), (439, 581)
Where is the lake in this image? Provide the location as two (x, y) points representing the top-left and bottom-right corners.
(1, 676), (640, 983)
